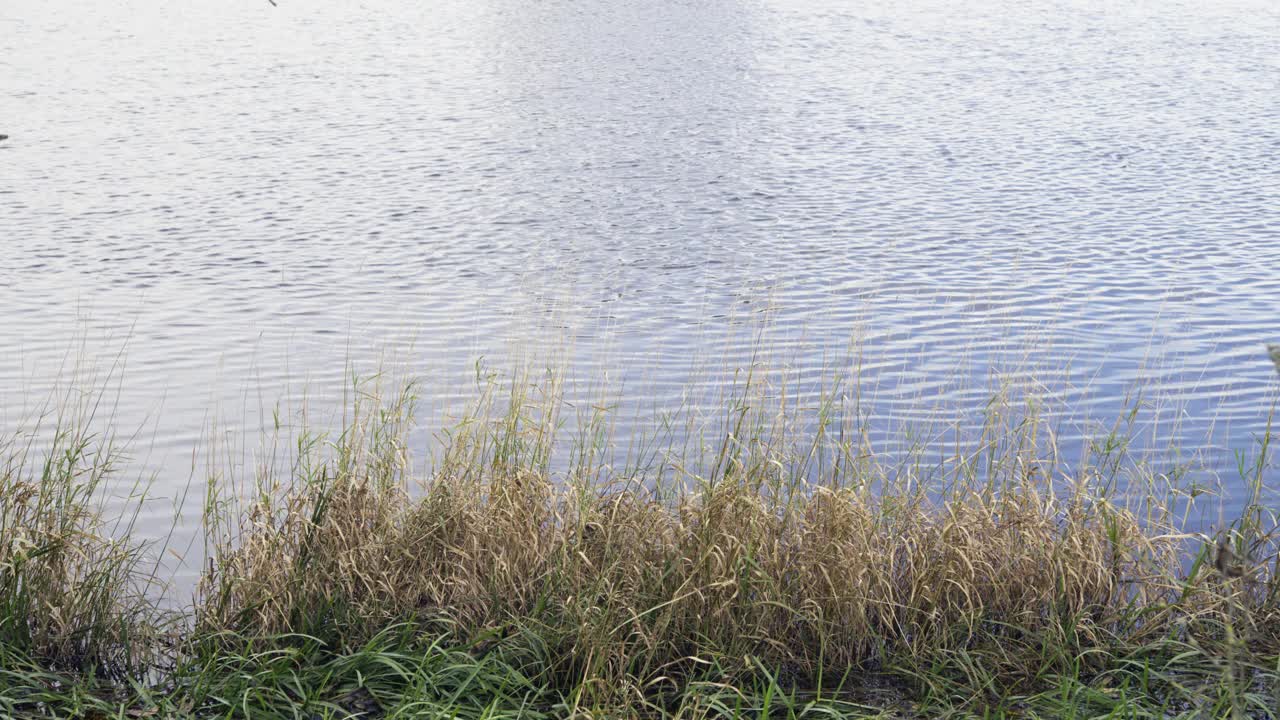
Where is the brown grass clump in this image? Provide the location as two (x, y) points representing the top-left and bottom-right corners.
(1, 369), (1276, 716)
(0, 409), (161, 677)
(195, 375), (1280, 704)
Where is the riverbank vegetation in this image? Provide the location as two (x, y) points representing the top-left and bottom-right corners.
(2, 368), (1278, 718)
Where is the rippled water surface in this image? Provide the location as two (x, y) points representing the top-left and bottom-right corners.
(3, 0), (1279, 549)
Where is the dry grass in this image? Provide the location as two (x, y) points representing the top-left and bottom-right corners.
(0, 393), (162, 679)
(2, 367), (1278, 716)
(191, 371), (1280, 710)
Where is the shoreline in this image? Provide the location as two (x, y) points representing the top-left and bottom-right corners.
(2, 375), (1277, 718)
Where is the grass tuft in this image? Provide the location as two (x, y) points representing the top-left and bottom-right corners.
(2, 368), (1278, 717)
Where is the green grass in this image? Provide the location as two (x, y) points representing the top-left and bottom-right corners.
(1, 366), (1277, 718)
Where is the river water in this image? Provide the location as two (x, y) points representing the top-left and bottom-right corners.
(2, 0), (1279, 566)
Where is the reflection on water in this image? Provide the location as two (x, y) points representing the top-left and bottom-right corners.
(2, 0), (1278, 557)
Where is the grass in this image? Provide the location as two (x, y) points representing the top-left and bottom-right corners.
(1, 363), (1278, 718)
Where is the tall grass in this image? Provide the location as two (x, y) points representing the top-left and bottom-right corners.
(0, 384), (165, 681)
(2, 365), (1278, 718)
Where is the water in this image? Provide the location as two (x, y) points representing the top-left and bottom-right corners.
(2, 0), (1279, 559)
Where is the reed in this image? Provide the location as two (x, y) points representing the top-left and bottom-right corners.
(0, 384), (166, 681)
(2, 365), (1277, 718)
